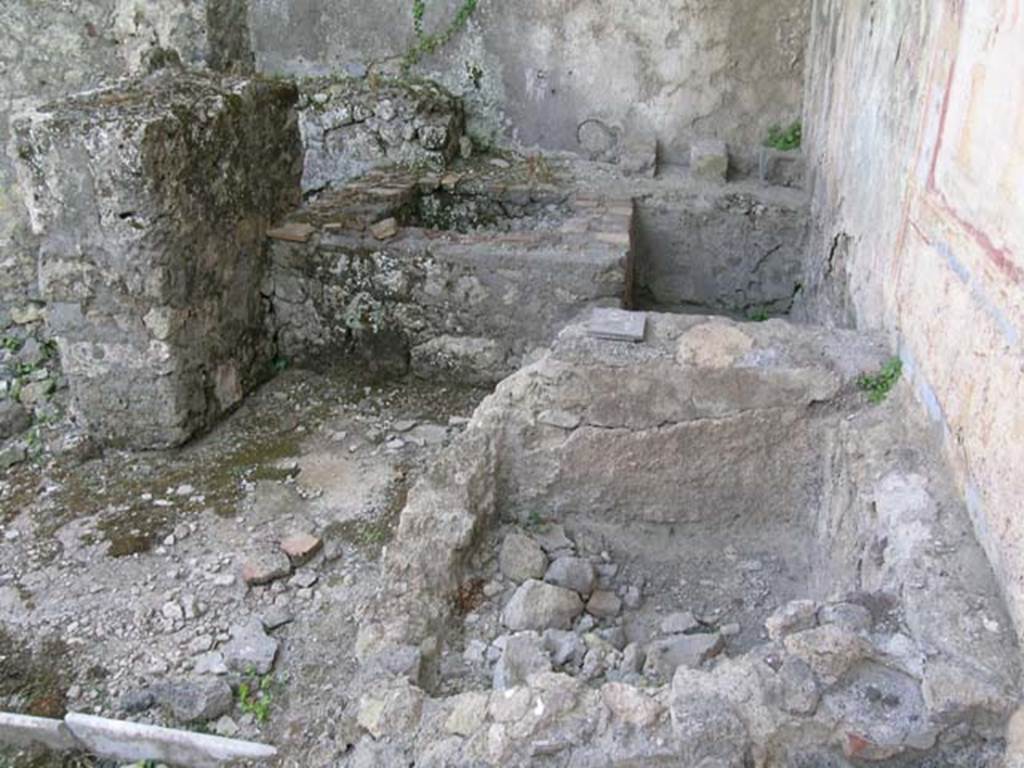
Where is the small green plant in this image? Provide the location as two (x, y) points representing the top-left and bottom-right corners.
(765, 121), (802, 151)
(412, 0), (426, 36)
(271, 356), (289, 373)
(237, 672), (274, 724)
(526, 510), (543, 529)
(1, 336), (24, 354)
(857, 357), (902, 404)
(746, 307), (771, 322)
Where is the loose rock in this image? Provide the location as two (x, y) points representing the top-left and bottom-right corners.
(493, 632), (552, 689)
(544, 556), (596, 596)
(501, 580), (584, 631)
(241, 548), (292, 586)
(499, 533), (548, 583)
(586, 590), (622, 618)
(222, 620), (279, 675)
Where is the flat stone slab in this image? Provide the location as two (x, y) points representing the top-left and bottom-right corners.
(267, 221), (315, 242)
(0, 712), (80, 752)
(585, 309), (647, 342)
(64, 712), (277, 767)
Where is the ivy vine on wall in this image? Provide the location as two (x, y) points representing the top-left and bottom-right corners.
(403, 0), (480, 72)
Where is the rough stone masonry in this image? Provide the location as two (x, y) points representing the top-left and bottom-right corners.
(13, 70), (302, 447)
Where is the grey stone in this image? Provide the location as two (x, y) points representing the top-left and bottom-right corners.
(598, 625), (627, 650)
(362, 645), (423, 685)
(222, 620), (279, 675)
(154, 679), (234, 724)
(15, 338), (45, 367)
(261, 606), (294, 631)
(241, 548), (292, 586)
(690, 139), (730, 181)
(444, 691), (489, 737)
(17, 379), (54, 406)
(764, 656), (821, 715)
(644, 633), (724, 680)
(193, 652), (228, 676)
(585, 308), (646, 342)
(289, 569), (318, 588)
(406, 423), (448, 446)
(0, 712), (80, 753)
(543, 629), (585, 667)
(544, 556), (596, 596)
(0, 400), (31, 440)
(501, 579), (584, 631)
(669, 692), (750, 768)
(493, 631), (552, 689)
(531, 523), (574, 554)
(660, 611), (700, 635)
(765, 599), (819, 640)
(0, 443), (27, 469)
(586, 590), (622, 618)
(619, 643), (646, 674)
(499, 533), (548, 583)
(120, 689), (156, 714)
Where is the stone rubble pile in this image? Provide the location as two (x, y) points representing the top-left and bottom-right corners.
(452, 524), (746, 694)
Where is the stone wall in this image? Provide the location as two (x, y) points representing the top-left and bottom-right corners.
(0, 0), (250, 308)
(248, 0), (810, 166)
(14, 72), (301, 447)
(0, 0), (254, 444)
(267, 163), (631, 382)
(799, 0), (1024, 643)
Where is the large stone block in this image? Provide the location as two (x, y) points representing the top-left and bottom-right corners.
(13, 71), (302, 447)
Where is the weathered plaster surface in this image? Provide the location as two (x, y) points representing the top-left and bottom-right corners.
(248, 0), (809, 165)
(801, 0), (1024, 641)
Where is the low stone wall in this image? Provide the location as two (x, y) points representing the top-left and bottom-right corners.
(350, 313), (1019, 766)
(13, 71), (302, 448)
(297, 76), (464, 194)
(267, 162), (632, 381)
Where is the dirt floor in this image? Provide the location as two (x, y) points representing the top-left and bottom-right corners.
(0, 365), (489, 766)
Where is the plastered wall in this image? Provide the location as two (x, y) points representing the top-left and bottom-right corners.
(248, 0), (809, 165)
(801, 0), (1024, 641)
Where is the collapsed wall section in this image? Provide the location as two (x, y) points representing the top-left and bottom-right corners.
(13, 72), (302, 447)
(799, 0), (1024, 643)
